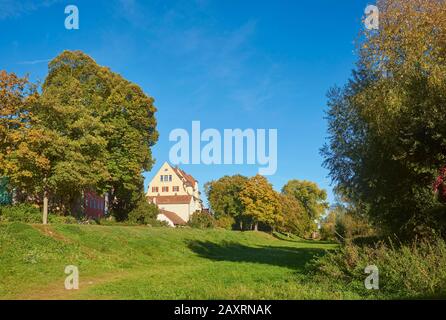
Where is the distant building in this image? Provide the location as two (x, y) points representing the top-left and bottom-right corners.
(157, 209), (187, 227)
(146, 162), (202, 226)
(83, 191), (107, 219)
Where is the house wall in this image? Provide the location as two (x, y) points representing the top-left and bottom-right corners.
(146, 162), (189, 197)
(157, 213), (175, 227)
(84, 191), (105, 219)
(157, 203), (191, 222)
(146, 162), (203, 222)
(190, 197), (202, 214)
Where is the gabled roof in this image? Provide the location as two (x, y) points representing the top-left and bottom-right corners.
(159, 209), (187, 226)
(147, 195), (193, 204)
(171, 165), (197, 187)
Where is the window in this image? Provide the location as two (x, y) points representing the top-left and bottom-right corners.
(164, 175), (169, 181)
(160, 175), (164, 182)
(152, 187), (159, 192)
(162, 186), (169, 192)
(173, 186), (179, 192)
(169, 175), (172, 182)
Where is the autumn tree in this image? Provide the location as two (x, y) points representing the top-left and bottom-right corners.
(239, 175), (282, 231)
(322, 0), (446, 239)
(0, 71), (50, 213)
(0, 71), (30, 170)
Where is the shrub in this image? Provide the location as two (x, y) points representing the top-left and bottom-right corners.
(188, 211), (215, 229)
(214, 214), (235, 230)
(320, 211), (337, 241)
(335, 212), (375, 242)
(49, 215), (77, 224)
(310, 239), (446, 299)
(99, 216), (123, 226)
(0, 204), (42, 223)
(127, 198), (159, 225)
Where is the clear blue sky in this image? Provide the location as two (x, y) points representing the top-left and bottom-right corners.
(0, 0), (373, 205)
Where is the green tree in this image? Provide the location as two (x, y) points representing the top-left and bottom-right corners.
(36, 51), (158, 221)
(128, 196), (159, 225)
(104, 78), (158, 220)
(36, 52), (110, 217)
(188, 211), (215, 229)
(320, 209), (337, 241)
(282, 180), (328, 225)
(204, 175), (248, 230)
(322, 0), (446, 239)
(239, 175), (282, 231)
(277, 193), (311, 237)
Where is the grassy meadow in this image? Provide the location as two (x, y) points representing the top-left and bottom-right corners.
(0, 222), (359, 300)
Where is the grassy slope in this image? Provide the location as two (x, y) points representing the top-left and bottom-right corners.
(0, 222), (357, 300)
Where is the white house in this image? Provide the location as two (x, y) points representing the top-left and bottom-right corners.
(146, 162), (202, 226)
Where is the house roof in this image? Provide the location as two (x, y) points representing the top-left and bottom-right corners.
(172, 166), (197, 186)
(148, 195), (193, 204)
(159, 209), (187, 226)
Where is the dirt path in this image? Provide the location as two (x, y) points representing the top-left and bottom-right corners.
(14, 269), (138, 300)
(32, 224), (74, 243)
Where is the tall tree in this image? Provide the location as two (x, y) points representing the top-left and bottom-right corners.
(239, 175), (282, 231)
(0, 71), (50, 211)
(204, 175), (248, 229)
(36, 51), (158, 220)
(103, 77), (158, 220)
(277, 193), (311, 237)
(322, 0), (446, 238)
(282, 180), (328, 225)
(36, 53), (110, 216)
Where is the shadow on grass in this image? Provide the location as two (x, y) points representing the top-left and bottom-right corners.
(186, 240), (327, 271)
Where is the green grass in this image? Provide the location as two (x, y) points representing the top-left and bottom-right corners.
(0, 222), (361, 300)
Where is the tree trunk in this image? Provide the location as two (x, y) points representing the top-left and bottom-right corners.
(254, 222), (258, 231)
(239, 220), (243, 231)
(43, 191), (48, 225)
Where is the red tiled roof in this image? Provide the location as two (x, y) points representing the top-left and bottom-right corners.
(172, 167), (197, 186)
(159, 209), (187, 226)
(147, 195), (192, 204)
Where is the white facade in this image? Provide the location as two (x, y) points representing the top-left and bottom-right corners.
(157, 213), (175, 227)
(146, 162), (202, 223)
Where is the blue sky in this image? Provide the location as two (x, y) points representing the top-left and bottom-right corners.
(0, 0), (373, 205)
